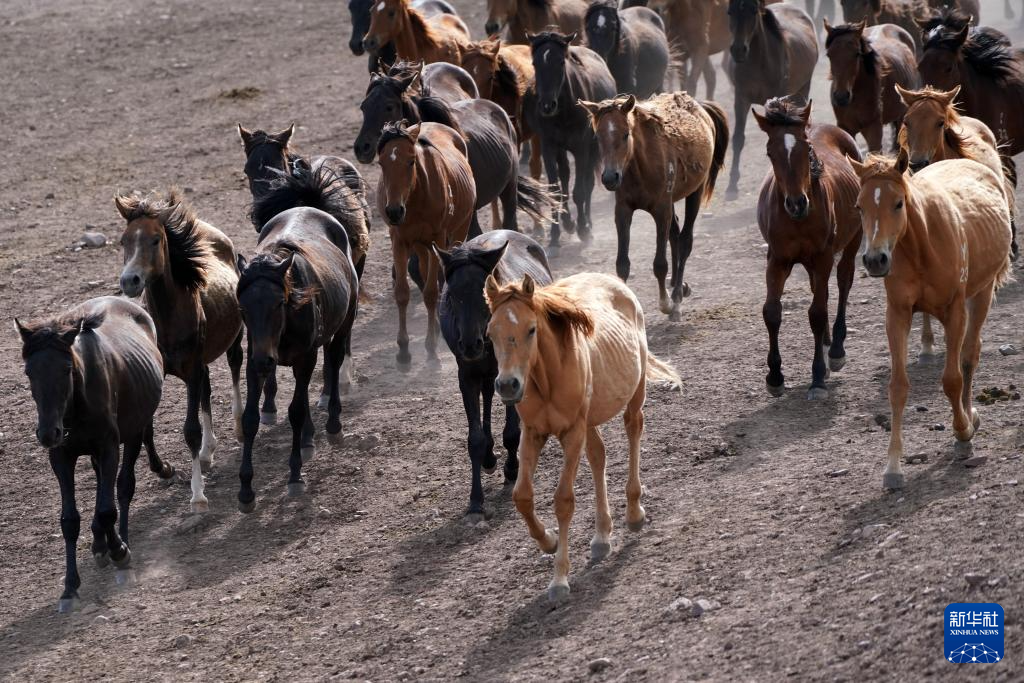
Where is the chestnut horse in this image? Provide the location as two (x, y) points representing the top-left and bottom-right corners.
(839, 0), (927, 51)
(362, 0), (469, 64)
(851, 152), (1011, 489)
(347, 0), (457, 71)
(377, 121), (476, 368)
(485, 0), (587, 44)
(752, 98), (863, 399)
(647, 0), (730, 99)
(725, 0), (818, 199)
(115, 190), (243, 514)
(484, 272), (681, 600)
(580, 92), (728, 320)
(17, 297), (170, 612)
(824, 20), (919, 151)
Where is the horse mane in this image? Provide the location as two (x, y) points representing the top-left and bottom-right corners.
(855, 153), (909, 186)
(237, 246), (320, 309)
(496, 53), (528, 97)
(115, 189), (209, 292)
(19, 311), (105, 359)
(416, 96), (467, 139)
(924, 23), (1021, 80)
(825, 24), (885, 78)
(404, 1), (444, 48)
(760, 1), (784, 41)
(524, 0), (553, 8)
(377, 120), (419, 153)
(241, 129), (292, 157)
(898, 86), (974, 160)
(249, 164), (364, 241)
(486, 278), (595, 339)
(918, 6), (972, 34)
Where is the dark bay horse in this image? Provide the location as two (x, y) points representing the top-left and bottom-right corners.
(17, 297), (171, 612)
(824, 20), (919, 151)
(115, 190), (243, 513)
(434, 230), (553, 520)
(377, 121), (476, 368)
(584, 0), (669, 99)
(236, 207), (359, 511)
(362, 0), (469, 65)
(725, 0), (818, 199)
(580, 92), (728, 320)
(526, 30), (616, 252)
(752, 99), (863, 399)
(840, 0), (927, 51)
(486, 0), (588, 43)
(347, 0), (457, 71)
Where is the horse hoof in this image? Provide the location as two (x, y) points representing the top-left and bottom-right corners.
(317, 394), (330, 410)
(724, 186), (739, 201)
(190, 499), (210, 514)
(112, 546), (132, 570)
(828, 355), (847, 372)
(590, 538), (612, 562)
(681, 282), (691, 298)
(260, 411), (277, 425)
(954, 438), (974, 458)
(57, 597), (80, 614)
(807, 387), (828, 401)
(546, 244), (560, 259)
(326, 429), (344, 446)
(464, 511), (486, 525)
(396, 357), (412, 373)
(547, 581), (570, 602)
(668, 309), (683, 323)
(882, 471), (905, 490)
(94, 552), (110, 569)
(115, 569), (137, 587)
(971, 407), (981, 430)
(627, 517), (646, 532)
(301, 445), (315, 463)
(579, 231), (593, 246)
(766, 381), (785, 398)
(159, 463), (176, 480)
(917, 352), (936, 366)
(238, 498), (256, 514)
(340, 382), (352, 397)
(200, 459), (213, 475)
(288, 481), (306, 497)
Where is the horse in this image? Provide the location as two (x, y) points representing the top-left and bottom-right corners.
(839, 0), (928, 51)
(725, 0), (818, 200)
(236, 205), (360, 511)
(583, 0), (669, 99)
(917, 18), (1024, 157)
(526, 30), (616, 252)
(484, 272), (681, 600)
(850, 151), (1012, 489)
(752, 98), (864, 399)
(377, 120), (477, 368)
(115, 190), (243, 514)
(824, 20), (919, 151)
(925, 0), (978, 22)
(579, 92), (728, 320)
(362, 0), (469, 65)
(16, 297), (171, 612)
(485, 0), (588, 44)
(347, 0), (457, 71)
(434, 230), (553, 520)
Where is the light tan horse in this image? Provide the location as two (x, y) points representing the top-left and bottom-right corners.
(362, 0), (470, 65)
(850, 151), (1011, 490)
(485, 272), (681, 600)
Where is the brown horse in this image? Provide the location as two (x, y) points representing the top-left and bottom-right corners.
(115, 190), (243, 513)
(362, 0), (470, 64)
(484, 272), (680, 600)
(580, 92), (728, 320)
(925, 0), (978, 22)
(824, 21), (919, 151)
(648, 0), (730, 99)
(839, 0), (927, 51)
(377, 120), (476, 368)
(851, 152), (1012, 489)
(752, 98), (863, 399)
(485, 0), (588, 44)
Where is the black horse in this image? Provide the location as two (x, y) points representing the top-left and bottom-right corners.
(17, 297), (173, 612)
(583, 0), (669, 98)
(434, 230), (553, 520)
(347, 0), (458, 71)
(236, 206), (359, 512)
(526, 30), (616, 253)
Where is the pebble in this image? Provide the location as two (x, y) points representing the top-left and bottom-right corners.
(588, 658), (613, 673)
(915, 405), (928, 412)
(931, 424), (945, 432)
(827, 469), (848, 478)
(663, 596), (692, 615)
(965, 573), (987, 587)
(44, 192), (55, 200)
(905, 453), (928, 464)
(173, 634), (193, 649)
(692, 598), (720, 616)
(80, 232), (107, 248)
(963, 456), (988, 468)
(93, 615), (110, 625)
(999, 344), (1019, 356)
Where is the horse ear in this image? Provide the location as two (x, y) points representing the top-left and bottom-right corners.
(273, 124), (294, 147)
(846, 154), (868, 178)
(751, 105), (770, 132)
(894, 83), (918, 106)
(14, 318), (32, 344)
(620, 94), (636, 114)
(275, 252), (295, 276)
(895, 147), (910, 174)
(799, 100), (813, 125)
(236, 253), (248, 274)
(114, 194), (134, 221)
(521, 273), (536, 297)
(477, 241), (510, 273)
(578, 99), (600, 119)
(484, 273), (501, 306)
(823, 18), (833, 35)
(238, 124), (255, 147)
(431, 243), (453, 271)
(565, 32), (578, 46)
(953, 22), (969, 45)
(941, 85), (962, 106)
(854, 20), (867, 34)
(406, 122), (422, 140)
(61, 319), (84, 347)
(525, 31), (536, 44)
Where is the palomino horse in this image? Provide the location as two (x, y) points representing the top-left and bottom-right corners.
(485, 0), (587, 44)
(484, 272), (681, 600)
(526, 30), (616, 252)
(17, 297), (171, 612)
(580, 92), (728, 320)
(851, 151), (1011, 489)
(583, 1), (669, 99)
(752, 98), (863, 398)
(435, 230), (553, 519)
(377, 121), (476, 368)
(839, 0), (927, 51)
(348, 0), (457, 71)
(824, 20), (918, 151)
(115, 190), (243, 513)
(725, 0), (817, 199)
(236, 206), (359, 511)
(362, 0), (469, 65)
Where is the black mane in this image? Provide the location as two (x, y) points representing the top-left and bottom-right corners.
(249, 164), (362, 240)
(19, 312), (104, 359)
(924, 24), (1021, 80)
(116, 190), (209, 292)
(761, 97), (806, 126)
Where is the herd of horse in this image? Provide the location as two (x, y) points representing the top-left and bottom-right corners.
(15, 0), (1022, 609)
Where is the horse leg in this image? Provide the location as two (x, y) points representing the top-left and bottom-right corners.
(764, 257), (792, 396)
(50, 449), (81, 612)
(573, 148), (595, 242)
(829, 237), (859, 371)
(687, 45), (709, 97)
(549, 423), (585, 601)
(94, 442), (130, 573)
(287, 352), (317, 496)
(557, 148), (574, 236)
(959, 287), (993, 442)
(143, 421), (174, 480)
(726, 96), (748, 200)
(883, 302), (913, 489)
(323, 330), (347, 439)
(481, 371), (497, 475)
(417, 243), (441, 364)
(460, 367), (489, 520)
(1006, 0), (1015, 19)
(528, 135), (545, 236)
(623, 371), (647, 531)
(806, 256), (832, 400)
(469, 211), (483, 239)
(261, 371), (278, 425)
(863, 122), (884, 154)
(542, 145), (564, 252)
(919, 313), (937, 364)
(198, 365), (217, 474)
(500, 174), (518, 232)
(703, 60), (717, 101)
(491, 201), (501, 230)
(501, 396), (521, 484)
(585, 426), (612, 563)
(238, 361), (266, 513)
(116, 436), (141, 545)
(392, 234), (413, 369)
(339, 333), (354, 396)
(227, 330), (244, 442)
(671, 190), (701, 319)
(941, 298), (970, 443)
(653, 205), (672, 317)
(613, 201), (634, 282)
(512, 427), (555, 553)
(184, 367), (208, 513)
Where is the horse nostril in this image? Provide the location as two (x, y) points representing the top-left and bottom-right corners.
(485, 22), (499, 35)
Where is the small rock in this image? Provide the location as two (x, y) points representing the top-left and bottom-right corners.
(474, 520), (490, 531)
(915, 405), (928, 412)
(869, 593), (884, 604)
(999, 344), (1019, 356)
(905, 452), (928, 464)
(173, 634), (193, 649)
(93, 615), (110, 625)
(664, 597), (692, 615)
(374, 468), (384, 476)
(81, 232), (107, 248)
(931, 423), (945, 432)
(965, 573), (987, 587)
(44, 192), (55, 200)
(692, 598), (719, 617)
(963, 456), (988, 468)
(873, 414), (891, 431)
(827, 469), (848, 478)
(588, 658), (613, 674)
(857, 640), (872, 649)
(1006, 480), (1018, 486)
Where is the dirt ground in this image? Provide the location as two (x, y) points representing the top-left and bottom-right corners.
(1, 0), (1022, 680)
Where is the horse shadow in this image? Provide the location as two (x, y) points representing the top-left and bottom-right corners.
(721, 383), (840, 460)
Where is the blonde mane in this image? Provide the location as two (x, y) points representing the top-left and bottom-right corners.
(898, 87), (975, 161)
(486, 278), (595, 338)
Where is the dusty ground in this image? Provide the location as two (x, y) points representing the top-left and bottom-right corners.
(0, 0), (1022, 680)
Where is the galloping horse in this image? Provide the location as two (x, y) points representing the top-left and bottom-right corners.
(236, 206), (359, 511)
(526, 30), (616, 252)
(115, 190), (243, 513)
(347, 0), (457, 71)
(580, 92), (728, 320)
(646, 0), (730, 99)
(435, 231), (553, 519)
(362, 0), (470, 64)
(824, 20), (919, 151)
(583, 0), (669, 99)
(839, 0), (927, 51)
(17, 297), (170, 612)
(725, 0), (817, 199)
(484, 272), (681, 600)
(377, 121), (476, 367)
(851, 152), (1011, 489)
(752, 98), (863, 398)
(485, 0), (587, 44)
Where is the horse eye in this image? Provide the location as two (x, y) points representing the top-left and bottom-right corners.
(935, 120), (944, 129)
(408, 159), (415, 167)
(151, 237), (160, 246)
(895, 199), (904, 210)
(388, 9), (395, 17)
(527, 326), (536, 337)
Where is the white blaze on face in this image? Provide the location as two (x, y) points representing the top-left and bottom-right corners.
(597, 14), (606, 28)
(389, 147), (397, 162)
(377, 1), (385, 11)
(872, 187), (882, 241)
(507, 309), (518, 325)
(783, 133), (796, 163)
(543, 48), (550, 65)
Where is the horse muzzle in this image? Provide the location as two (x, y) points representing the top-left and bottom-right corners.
(385, 204), (407, 225)
(119, 271), (146, 298)
(601, 169), (623, 191)
(495, 375), (524, 404)
(784, 194), (809, 220)
(730, 43), (750, 63)
(350, 36), (366, 56)
(484, 20), (502, 36)
(354, 138), (375, 164)
(362, 35), (380, 53)
(456, 335), (486, 362)
(539, 99), (559, 117)
(831, 90), (851, 107)
(909, 159), (930, 173)
(862, 249), (892, 278)
(36, 424), (65, 449)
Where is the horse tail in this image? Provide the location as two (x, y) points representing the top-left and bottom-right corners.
(1000, 153), (1018, 189)
(417, 96), (467, 139)
(515, 176), (563, 225)
(645, 351), (682, 391)
(700, 100), (729, 206)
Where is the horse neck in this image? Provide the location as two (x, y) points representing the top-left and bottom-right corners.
(523, 314), (564, 404)
(748, 14), (786, 73)
(144, 264), (200, 337)
(394, 8), (438, 59)
(894, 184), (936, 274)
(69, 338), (99, 425)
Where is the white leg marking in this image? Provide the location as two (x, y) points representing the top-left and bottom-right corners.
(199, 409), (216, 465)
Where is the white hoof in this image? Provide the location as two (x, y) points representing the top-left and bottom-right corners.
(829, 355), (846, 372)
(590, 536), (611, 562)
(115, 569), (137, 586)
(547, 580), (570, 602)
(190, 498), (210, 514)
(971, 407), (981, 430)
(57, 597), (80, 614)
(287, 481), (306, 497)
(917, 351), (937, 366)
(317, 393), (330, 410)
(882, 471), (905, 490)
(807, 387), (828, 401)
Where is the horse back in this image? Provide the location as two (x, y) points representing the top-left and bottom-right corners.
(425, 62), (479, 101)
(192, 220), (243, 364)
(489, 230), (554, 286)
(770, 3), (818, 88)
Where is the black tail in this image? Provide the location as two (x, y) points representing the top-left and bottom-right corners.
(1001, 153), (1018, 189)
(417, 96), (467, 139)
(515, 175), (563, 225)
(700, 101), (729, 205)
